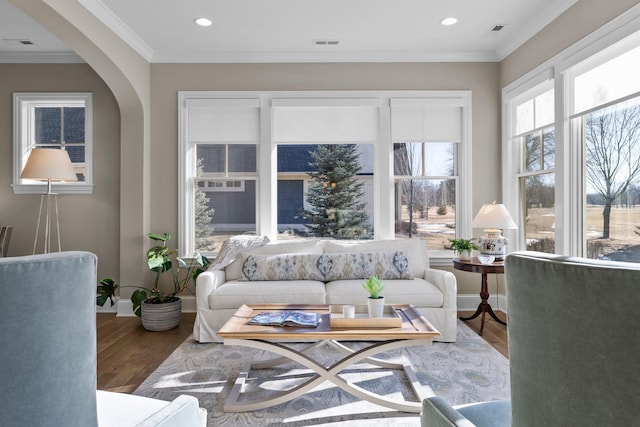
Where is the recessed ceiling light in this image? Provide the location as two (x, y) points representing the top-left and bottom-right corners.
(194, 17), (212, 27)
(441, 17), (458, 26)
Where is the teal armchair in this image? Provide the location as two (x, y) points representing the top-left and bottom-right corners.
(422, 251), (640, 426)
(0, 251), (207, 427)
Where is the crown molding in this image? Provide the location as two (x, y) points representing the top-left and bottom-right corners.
(496, 0), (579, 60)
(78, 0), (153, 61)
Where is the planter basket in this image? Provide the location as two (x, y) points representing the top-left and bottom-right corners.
(141, 297), (182, 331)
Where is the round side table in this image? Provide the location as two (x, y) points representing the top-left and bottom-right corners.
(453, 257), (506, 335)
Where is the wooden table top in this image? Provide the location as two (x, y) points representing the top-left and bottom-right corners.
(217, 304), (440, 340)
(453, 257), (505, 274)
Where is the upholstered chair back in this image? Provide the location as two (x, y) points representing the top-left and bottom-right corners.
(0, 251), (98, 427)
(505, 251), (640, 426)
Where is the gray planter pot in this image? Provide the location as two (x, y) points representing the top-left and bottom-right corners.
(141, 297), (182, 331)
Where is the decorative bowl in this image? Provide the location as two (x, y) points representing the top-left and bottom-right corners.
(477, 254), (496, 264)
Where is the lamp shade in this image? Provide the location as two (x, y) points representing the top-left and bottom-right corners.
(20, 148), (78, 182)
(472, 201), (517, 230)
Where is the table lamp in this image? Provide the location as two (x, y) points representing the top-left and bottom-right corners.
(471, 201), (518, 260)
(20, 148), (78, 254)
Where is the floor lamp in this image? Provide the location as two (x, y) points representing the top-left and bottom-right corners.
(20, 148), (77, 254)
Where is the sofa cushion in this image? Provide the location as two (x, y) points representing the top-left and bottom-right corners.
(239, 251), (412, 281)
(324, 239), (428, 278)
(209, 279), (327, 309)
(226, 239), (325, 280)
(325, 278), (444, 307)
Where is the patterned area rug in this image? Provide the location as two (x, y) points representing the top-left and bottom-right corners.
(134, 321), (510, 426)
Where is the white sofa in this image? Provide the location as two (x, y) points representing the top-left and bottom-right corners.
(194, 238), (457, 342)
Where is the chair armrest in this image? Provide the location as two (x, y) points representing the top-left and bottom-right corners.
(134, 395), (207, 427)
(422, 397), (476, 427)
(195, 270), (226, 310)
(424, 268), (457, 309)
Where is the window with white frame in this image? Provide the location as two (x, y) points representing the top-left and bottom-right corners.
(179, 91), (472, 262)
(503, 9), (640, 261)
(391, 99), (464, 251)
(12, 93), (93, 194)
(508, 85), (556, 253)
(570, 43), (640, 261)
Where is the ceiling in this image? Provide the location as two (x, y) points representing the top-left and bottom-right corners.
(0, 0), (578, 63)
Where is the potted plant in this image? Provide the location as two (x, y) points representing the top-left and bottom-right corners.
(449, 238), (480, 261)
(97, 232), (210, 331)
(362, 276), (385, 318)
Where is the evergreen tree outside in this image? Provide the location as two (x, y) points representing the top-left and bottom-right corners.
(195, 158), (215, 251)
(303, 144), (371, 239)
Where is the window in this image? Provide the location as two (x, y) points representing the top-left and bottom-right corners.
(509, 86), (556, 253)
(179, 91), (472, 263)
(571, 45), (640, 261)
(503, 9), (640, 260)
(391, 98), (464, 251)
(12, 93), (93, 194)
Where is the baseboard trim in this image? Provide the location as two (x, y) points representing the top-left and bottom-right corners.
(457, 294), (507, 314)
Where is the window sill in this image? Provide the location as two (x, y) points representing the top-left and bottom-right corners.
(12, 183), (94, 195)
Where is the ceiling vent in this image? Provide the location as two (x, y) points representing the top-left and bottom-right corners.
(491, 25), (506, 32)
(313, 39), (340, 46)
(3, 39), (35, 45)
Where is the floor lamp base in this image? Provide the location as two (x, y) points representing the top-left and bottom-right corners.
(32, 193), (62, 254)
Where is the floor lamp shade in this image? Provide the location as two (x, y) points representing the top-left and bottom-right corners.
(472, 201), (517, 260)
(20, 149), (77, 253)
(20, 148), (77, 185)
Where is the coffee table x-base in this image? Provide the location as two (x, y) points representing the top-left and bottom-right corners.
(217, 304), (440, 413)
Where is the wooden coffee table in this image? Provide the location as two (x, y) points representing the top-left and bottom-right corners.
(217, 303), (440, 413)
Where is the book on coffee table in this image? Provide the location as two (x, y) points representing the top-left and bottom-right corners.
(247, 311), (321, 328)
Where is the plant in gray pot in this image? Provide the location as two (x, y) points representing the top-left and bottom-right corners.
(97, 232), (210, 331)
(362, 276), (385, 318)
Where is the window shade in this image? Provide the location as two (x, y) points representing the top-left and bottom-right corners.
(186, 98), (260, 143)
(272, 98), (378, 143)
(391, 98), (462, 142)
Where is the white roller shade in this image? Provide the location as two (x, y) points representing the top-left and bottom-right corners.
(391, 98), (462, 142)
(186, 98), (260, 143)
(272, 98), (378, 143)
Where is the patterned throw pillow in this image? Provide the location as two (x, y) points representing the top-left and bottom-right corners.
(240, 251), (412, 281)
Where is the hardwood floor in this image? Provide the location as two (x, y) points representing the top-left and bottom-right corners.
(97, 312), (195, 393)
(96, 310), (509, 393)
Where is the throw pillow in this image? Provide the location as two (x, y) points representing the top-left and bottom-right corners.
(240, 251), (412, 281)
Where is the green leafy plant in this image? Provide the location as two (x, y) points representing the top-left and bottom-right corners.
(361, 276), (385, 299)
(448, 238), (480, 254)
(97, 232), (211, 317)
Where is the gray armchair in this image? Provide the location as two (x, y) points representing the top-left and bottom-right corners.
(422, 251), (640, 426)
(0, 251), (207, 427)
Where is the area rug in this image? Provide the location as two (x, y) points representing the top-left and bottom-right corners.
(134, 320), (510, 426)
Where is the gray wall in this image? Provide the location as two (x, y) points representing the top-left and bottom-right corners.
(0, 63), (120, 281)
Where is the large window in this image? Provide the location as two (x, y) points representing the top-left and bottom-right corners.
(509, 86), (556, 253)
(571, 45), (640, 261)
(503, 10), (640, 261)
(179, 91), (472, 263)
(12, 93), (93, 194)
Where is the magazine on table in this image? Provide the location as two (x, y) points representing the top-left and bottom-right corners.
(247, 311), (321, 328)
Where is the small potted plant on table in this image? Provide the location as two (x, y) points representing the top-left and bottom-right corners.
(449, 238), (480, 261)
(362, 276), (385, 318)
